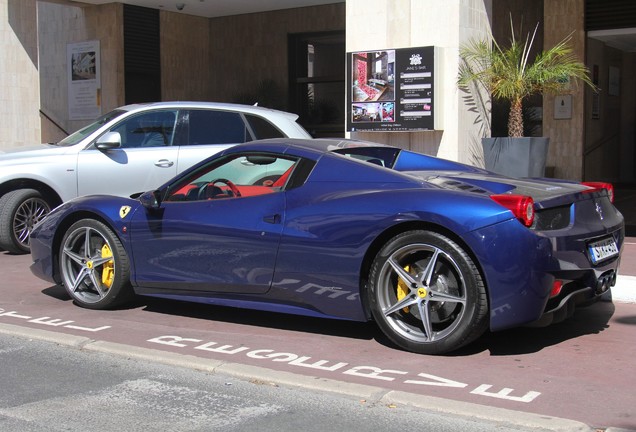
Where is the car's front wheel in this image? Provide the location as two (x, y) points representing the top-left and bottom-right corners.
(368, 230), (488, 355)
(59, 219), (133, 309)
(0, 189), (52, 254)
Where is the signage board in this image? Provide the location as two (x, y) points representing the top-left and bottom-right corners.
(67, 40), (101, 120)
(347, 46), (437, 132)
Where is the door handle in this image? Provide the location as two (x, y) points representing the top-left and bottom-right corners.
(155, 159), (174, 167)
(263, 214), (281, 224)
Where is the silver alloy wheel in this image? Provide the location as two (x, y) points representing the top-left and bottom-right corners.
(60, 225), (116, 304)
(13, 196), (50, 248)
(376, 243), (467, 344)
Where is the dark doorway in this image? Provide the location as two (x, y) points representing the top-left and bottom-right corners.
(289, 31), (345, 137)
(586, 0), (636, 233)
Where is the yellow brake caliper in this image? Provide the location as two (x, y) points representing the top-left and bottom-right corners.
(101, 244), (114, 288)
(396, 264), (411, 313)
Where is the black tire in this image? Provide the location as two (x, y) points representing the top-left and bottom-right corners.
(59, 219), (134, 309)
(368, 230), (488, 355)
(0, 189), (52, 254)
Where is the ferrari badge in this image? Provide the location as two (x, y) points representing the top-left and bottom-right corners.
(119, 205), (131, 219)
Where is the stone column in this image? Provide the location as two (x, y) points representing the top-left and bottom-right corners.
(0, 0), (41, 149)
(543, 0), (586, 180)
(346, 0), (492, 167)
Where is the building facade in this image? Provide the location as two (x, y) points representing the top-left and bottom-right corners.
(1, 0), (634, 184)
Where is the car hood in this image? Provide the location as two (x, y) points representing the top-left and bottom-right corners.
(0, 144), (73, 164)
(406, 170), (591, 208)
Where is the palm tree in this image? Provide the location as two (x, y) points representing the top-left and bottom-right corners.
(458, 22), (595, 138)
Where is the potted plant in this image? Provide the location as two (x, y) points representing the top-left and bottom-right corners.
(458, 21), (595, 177)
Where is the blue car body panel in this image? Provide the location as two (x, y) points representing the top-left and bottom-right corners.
(29, 138), (625, 333)
(128, 192), (285, 294)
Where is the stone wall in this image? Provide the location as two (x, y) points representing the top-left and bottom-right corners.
(208, 3), (345, 108)
(543, 0), (586, 180)
(0, 0), (40, 149)
(160, 11), (210, 101)
(37, 1), (124, 144)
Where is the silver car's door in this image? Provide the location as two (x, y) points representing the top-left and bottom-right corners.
(77, 110), (179, 198)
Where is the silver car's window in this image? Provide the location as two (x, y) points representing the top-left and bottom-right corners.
(183, 110), (250, 145)
(57, 109), (127, 147)
(109, 110), (178, 148)
(245, 114), (285, 139)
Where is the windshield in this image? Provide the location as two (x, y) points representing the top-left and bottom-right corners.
(57, 109), (128, 147)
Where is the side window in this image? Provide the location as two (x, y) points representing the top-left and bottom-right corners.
(184, 110), (249, 145)
(245, 114), (285, 139)
(109, 110), (177, 148)
(332, 147), (400, 168)
(165, 153), (298, 202)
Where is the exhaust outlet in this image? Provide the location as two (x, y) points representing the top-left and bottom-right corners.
(596, 270), (616, 294)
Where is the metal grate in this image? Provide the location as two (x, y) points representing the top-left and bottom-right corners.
(124, 4), (161, 103)
(586, 0), (636, 31)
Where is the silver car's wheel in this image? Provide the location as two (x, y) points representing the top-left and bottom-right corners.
(59, 219), (133, 309)
(369, 230), (488, 354)
(0, 189), (51, 254)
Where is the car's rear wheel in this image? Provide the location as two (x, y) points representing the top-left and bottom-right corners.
(59, 219), (133, 309)
(0, 189), (52, 254)
(368, 230), (488, 355)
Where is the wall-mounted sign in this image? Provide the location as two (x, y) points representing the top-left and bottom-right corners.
(67, 40), (101, 120)
(347, 46), (437, 132)
(554, 95), (572, 120)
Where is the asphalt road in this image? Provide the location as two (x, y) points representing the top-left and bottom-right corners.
(1, 245), (635, 431)
(1, 333), (548, 432)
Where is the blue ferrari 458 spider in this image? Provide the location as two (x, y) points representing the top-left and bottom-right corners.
(29, 138), (624, 354)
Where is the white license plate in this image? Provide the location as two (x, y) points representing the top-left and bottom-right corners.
(588, 237), (619, 264)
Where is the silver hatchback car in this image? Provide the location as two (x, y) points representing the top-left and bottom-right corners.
(0, 101), (311, 253)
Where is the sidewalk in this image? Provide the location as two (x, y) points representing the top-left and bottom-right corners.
(614, 236), (636, 303)
(610, 185), (636, 303)
(613, 274), (636, 303)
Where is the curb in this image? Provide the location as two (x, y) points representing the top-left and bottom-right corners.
(0, 322), (596, 432)
(611, 275), (636, 303)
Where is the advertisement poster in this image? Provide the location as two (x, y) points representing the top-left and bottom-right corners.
(347, 46), (434, 132)
(67, 40), (101, 120)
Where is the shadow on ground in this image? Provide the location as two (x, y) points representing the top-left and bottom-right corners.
(42, 284), (616, 357)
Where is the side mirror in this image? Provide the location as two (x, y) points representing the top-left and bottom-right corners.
(139, 190), (162, 210)
(95, 131), (122, 151)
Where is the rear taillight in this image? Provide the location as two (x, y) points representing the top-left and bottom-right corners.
(581, 182), (614, 203)
(490, 194), (535, 227)
(550, 280), (564, 298)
